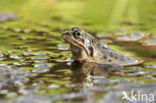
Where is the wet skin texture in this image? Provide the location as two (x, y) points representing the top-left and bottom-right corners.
(62, 27), (133, 65)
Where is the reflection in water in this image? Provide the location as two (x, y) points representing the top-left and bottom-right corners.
(71, 61), (123, 87)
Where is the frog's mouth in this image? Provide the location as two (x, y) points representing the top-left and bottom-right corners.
(62, 31), (90, 56)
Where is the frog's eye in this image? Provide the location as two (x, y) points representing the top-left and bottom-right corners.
(76, 32), (81, 36)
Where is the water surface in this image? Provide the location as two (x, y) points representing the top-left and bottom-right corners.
(0, 0), (156, 103)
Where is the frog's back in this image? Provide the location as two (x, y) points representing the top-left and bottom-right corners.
(89, 40), (136, 65)
(97, 45), (137, 65)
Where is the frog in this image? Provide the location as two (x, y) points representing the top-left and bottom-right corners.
(62, 27), (136, 65)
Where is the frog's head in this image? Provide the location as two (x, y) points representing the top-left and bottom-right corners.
(62, 27), (135, 65)
(62, 27), (98, 60)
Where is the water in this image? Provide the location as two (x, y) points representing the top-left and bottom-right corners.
(0, 0), (156, 103)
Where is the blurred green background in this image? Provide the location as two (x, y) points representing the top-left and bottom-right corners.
(0, 0), (156, 32)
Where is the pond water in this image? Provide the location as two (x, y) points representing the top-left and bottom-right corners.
(0, 0), (156, 103)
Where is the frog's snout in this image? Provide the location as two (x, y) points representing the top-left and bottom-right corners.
(62, 31), (70, 39)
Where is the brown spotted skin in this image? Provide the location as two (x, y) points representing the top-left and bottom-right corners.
(62, 27), (134, 65)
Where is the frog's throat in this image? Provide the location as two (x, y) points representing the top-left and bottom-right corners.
(68, 38), (90, 56)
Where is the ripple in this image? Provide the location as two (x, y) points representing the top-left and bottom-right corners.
(144, 75), (154, 79)
(0, 58), (4, 61)
(151, 35), (156, 39)
(151, 72), (156, 76)
(58, 44), (66, 48)
(116, 33), (127, 36)
(48, 84), (60, 88)
(121, 59), (143, 66)
(34, 64), (52, 68)
(14, 28), (22, 33)
(143, 41), (156, 47)
(0, 64), (8, 66)
(146, 65), (156, 69)
(116, 33), (145, 41)
(58, 44), (69, 51)
(7, 51), (13, 53)
(23, 53), (47, 56)
(0, 66), (29, 89)
(25, 73), (37, 78)
(117, 36), (139, 41)
(20, 37), (28, 40)
(34, 61), (46, 63)
(132, 67), (141, 70)
(32, 69), (50, 73)
(65, 84), (76, 88)
(16, 95), (52, 103)
(128, 71), (149, 76)
(97, 34), (110, 39)
(0, 12), (19, 22)
(58, 47), (69, 51)
(13, 62), (28, 66)
(92, 76), (105, 79)
(23, 29), (31, 34)
(119, 28), (127, 32)
(93, 79), (130, 84)
(10, 55), (23, 59)
(131, 33), (145, 38)
(117, 36), (137, 41)
(31, 57), (49, 60)
(0, 54), (3, 57)
(93, 79), (110, 84)
(55, 58), (73, 62)
(34, 53), (47, 56)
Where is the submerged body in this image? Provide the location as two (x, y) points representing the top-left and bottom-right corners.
(62, 27), (135, 65)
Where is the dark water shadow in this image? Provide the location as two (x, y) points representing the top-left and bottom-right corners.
(52, 60), (125, 87)
(71, 61), (124, 87)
